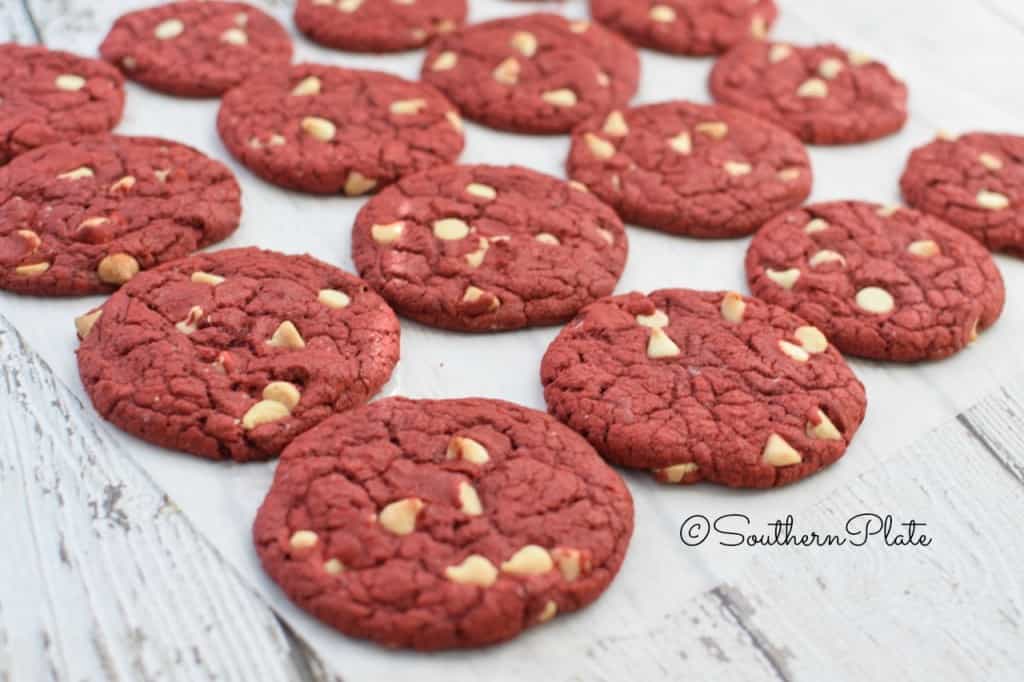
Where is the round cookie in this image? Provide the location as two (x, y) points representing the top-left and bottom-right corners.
(294, 0), (468, 53)
(99, 1), (293, 97)
(253, 396), (634, 650)
(421, 13), (640, 134)
(589, 0), (778, 56)
(0, 135), (240, 297)
(709, 41), (908, 145)
(567, 101), (811, 237)
(0, 44), (124, 165)
(352, 164), (628, 331)
(541, 288), (867, 488)
(901, 131), (1024, 256)
(218, 64), (464, 195)
(76, 248), (400, 462)
(746, 202), (1005, 361)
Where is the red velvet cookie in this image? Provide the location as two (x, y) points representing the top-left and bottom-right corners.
(0, 44), (124, 164)
(746, 201), (1005, 361)
(709, 41), (908, 145)
(421, 13), (640, 134)
(76, 248), (401, 462)
(253, 396), (633, 650)
(590, 0), (778, 56)
(566, 101), (811, 237)
(352, 164), (628, 331)
(542, 289), (867, 488)
(218, 64), (464, 195)
(0, 135), (240, 297)
(901, 131), (1024, 256)
(295, 0), (467, 53)
(100, 1), (293, 97)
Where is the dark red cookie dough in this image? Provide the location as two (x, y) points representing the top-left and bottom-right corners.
(294, 0), (468, 53)
(541, 288), (867, 488)
(421, 13), (640, 134)
(567, 101), (811, 237)
(99, 1), (293, 97)
(0, 135), (240, 297)
(901, 131), (1024, 256)
(589, 0), (778, 56)
(76, 248), (401, 462)
(0, 44), (124, 164)
(746, 201), (1005, 361)
(253, 396), (633, 650)
(709, 41), (908, 145)
(218, 64), (464, 195)
(352, 164), (628, 331)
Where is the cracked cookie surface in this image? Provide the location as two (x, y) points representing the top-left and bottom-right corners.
(567, 101), (811, 237)
(590, 0), (777, 56)
(0, 135), (240, 296)
(421, 13), (639, 134)
(76, 247), (401, 462)
(253, 396), (633, 650)
(541, 288), (867, 488)
(352, 164), (628, 331)
(100, 1), (293, 97)
(709, 41), (907, 145)
(746, 201), (1004, 361)
(295, 0), (467, 53)
(0, 44), (124, 165)
(218, 63), (464, 195)
(901, 132), (1024, 256)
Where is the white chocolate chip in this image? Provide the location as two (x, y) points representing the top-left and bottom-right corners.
(668, 131), (692, 154)
(268, 320), (306, 349)
(74, 309), (102, 339)
(769, 44), (792, 63)
(234, 12), (248, 26)
(445, 110), (463, 133)
(289, 530), (318, 550)
(110, 175), (136, 193)
(695, 121), (728, 139)
(371, 221), (404, 244)
(378, 498), (424, 535)
(721, 292), (746, 323)
(465, 238), (489, 267)
(979, 153), (1003, 170)
(291, 76), (321, 96)
(243, 400), (290, 429)
(804, 218), (829, 233)
(462, 285), (500, 311)
(433, 217), (470, 240)
(492, 57), (520, 85)
(794, 326), (828, 353)
(750, 14), (767, 38)
(847, 51), (873, 66)
(596, 227), (614, 244)
(154, 18), (184, 40)
(344, 171), (377, 196)
(446, 436), (490, 464)
(977, 190), (1009, 210)
(323, 559), (345, 575)
(445, 555), (498, 586)
(501, 545), (553, 576)
(968, 319), (980, 343)
(818, 58), (844, 79)
(724, 161), (752, 177)
(765, 268), (800, 289)
(806, 409), (842, 441)
(174, 305), (203, 335)
(466, 183), (496, 200)
(318, 289), (351, 309)
(541, 89), (577, 107)
(436, 18), (456, 33)
(584, 133), (616, 160)
(876, 205), (899, 217)
(808, 249), (846, 268)
(778, 339), (810, 363)
(596, 71), (610, 87)
(154, 169), (170, 183)
(301, 116), (336, 141)
(797, 78), (828, 98)
(338, 0), (363, 11)
(263, 381), (300, 410)
(54, 74), (85, 91)
(635, 310), (669, 328)
(58, 166), (93, 180)
(16, 229), (40, 252)
(855, 287), (895, 314)
(390, 98), (427, 115)
(907, 240), (940, 258)
(762, 433), (802, 467)
(649, 5), (677, 22)
(647, 327), (680, 359)
(551, 547), (584, 581)
(569, 20), (590, 34)
(121, 57), (136, 70)
(535, 232), (560, 245)
(538, 601), (558, 623)
(97, 253), (139, 285)
(457, 481), (483, 516)
(432, 51), (458, 71)
(778, 168), (802, 181)
(220, 28), (247, 45)
(602, 111), (629, 137)
(510, 31), (538, 57)
(657, 462), (699, 483)
(191, 271), (225, 286)
(14, 262), (49, 276)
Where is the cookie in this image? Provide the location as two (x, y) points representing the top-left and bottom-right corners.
(709, 41), (908, 145)
(0, 135), (240, 297)
(421, 13), (640, 134)
(541, 288), (867, 488)
(566, 101), (811, 237)
(589, 0), (778, 56)
(100, 1), (293, 97)
(76, 248), (401, 462)
(352, 164), (628, 331)
(746, 201), (1005, 361)
(253, 396), (633, 650)
(218, 64), (464, 195)
(901, 131), (1024, 256)
(0, 44), (124, 164)
(294, 0), (467, 53)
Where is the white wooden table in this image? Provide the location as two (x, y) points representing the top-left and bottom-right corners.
(2, 1), (1024, 680)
